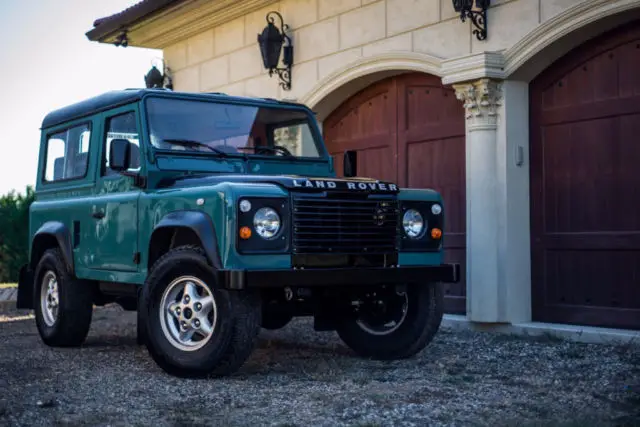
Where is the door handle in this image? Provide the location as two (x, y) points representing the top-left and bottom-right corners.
(92, 210), (105, 219)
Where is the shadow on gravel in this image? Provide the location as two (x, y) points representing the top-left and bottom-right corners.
(257, 336), (355, 357)
(81, 336), (138, 348)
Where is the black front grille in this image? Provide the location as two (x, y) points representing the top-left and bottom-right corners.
(292, 194), (399, 255)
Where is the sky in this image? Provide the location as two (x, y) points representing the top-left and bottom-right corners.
(0, 0), (162, 195)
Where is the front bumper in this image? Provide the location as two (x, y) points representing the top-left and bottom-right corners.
(220, 263), (460, 290)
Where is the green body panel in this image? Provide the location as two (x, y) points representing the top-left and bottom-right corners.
(30, 188), (94, 266)
(152, 156), (334, 177)
(397, 188), (442, 202)
(29, 90), (446, 287)
(398, 252), (443, 266)
(138, 182), (292, 275)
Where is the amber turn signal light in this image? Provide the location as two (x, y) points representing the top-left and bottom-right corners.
(239, 226), (252, 240)
(431, 228), (442, 239)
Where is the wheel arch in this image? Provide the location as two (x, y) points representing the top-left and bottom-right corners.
(148, 211), (222, 271)
(31, 222), (74, 272)
(18, 222), (74, 310)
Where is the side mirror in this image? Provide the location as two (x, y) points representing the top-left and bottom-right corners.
(109, 139), (131, 172)
(343, 150), (358, 177)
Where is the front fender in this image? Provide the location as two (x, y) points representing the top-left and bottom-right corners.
(31, 221), (74, 272)
(150, 210), (222, 270)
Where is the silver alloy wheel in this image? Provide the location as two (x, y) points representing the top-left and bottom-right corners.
(356, 292), (409, 336)
(159, 276), (217, 352)
(40, 271), (59, 327)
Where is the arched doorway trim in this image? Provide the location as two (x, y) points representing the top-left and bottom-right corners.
(300, 52), (443, 122)
(504, 0), (640, 81)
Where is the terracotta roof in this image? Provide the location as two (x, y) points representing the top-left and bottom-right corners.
(86, 0), (186, 43)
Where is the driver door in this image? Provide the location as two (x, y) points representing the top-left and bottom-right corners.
(85, 107), (142, 272)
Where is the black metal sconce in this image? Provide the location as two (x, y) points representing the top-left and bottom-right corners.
(453, 0), (490, 41)
(257, 11), (293, 91)
(144, 60), (173, 90)
(114, 31), (129, 47)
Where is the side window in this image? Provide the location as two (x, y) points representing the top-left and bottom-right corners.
(103, 112), (140, 176)
(43, 123), (91, 182)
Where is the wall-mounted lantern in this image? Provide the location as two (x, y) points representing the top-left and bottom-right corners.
(257, 11), (293, 91)
(114, 31), (129, 47)
(144, 60), (173, 90)
(453, 0), (490, 41)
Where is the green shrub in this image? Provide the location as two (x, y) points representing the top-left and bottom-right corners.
(0, 186), (35, 282)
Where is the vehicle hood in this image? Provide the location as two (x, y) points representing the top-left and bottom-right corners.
(158, 174), (400, 194)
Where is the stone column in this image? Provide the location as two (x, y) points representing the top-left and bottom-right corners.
(452, 79), (532, 324)
(453, 79), (502, 323)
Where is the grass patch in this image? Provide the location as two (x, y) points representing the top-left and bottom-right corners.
(0, 283), (16, 289)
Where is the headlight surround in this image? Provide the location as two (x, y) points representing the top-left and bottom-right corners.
(237, 197), (289, 254)
(253, 207), (281, 240)
(402, 209), (425, 239)
(399, 201), (443, 252)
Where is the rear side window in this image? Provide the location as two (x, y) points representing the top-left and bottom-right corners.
(43, 123), (91, 182)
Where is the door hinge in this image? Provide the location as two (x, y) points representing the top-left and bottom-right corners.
(134, 175), (147, 188)
(133, 252), (141, 264)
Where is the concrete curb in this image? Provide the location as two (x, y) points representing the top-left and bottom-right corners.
(0, 286), (18, 312)
(442, 314), (640, 346)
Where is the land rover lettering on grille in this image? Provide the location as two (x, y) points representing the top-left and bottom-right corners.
(292, 179), (398, 192)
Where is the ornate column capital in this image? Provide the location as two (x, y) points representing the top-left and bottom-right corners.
(453, 78), (503, 130)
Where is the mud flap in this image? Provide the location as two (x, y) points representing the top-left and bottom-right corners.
(136, 286), (146, 345)
(17, 264), (34, 309)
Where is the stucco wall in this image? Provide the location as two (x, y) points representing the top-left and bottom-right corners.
(162, 0), (587, 99)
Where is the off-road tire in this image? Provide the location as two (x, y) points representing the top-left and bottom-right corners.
(336, 283), (443, 360)
(34, 248), (94, 347)
(141, 245), (261, 378)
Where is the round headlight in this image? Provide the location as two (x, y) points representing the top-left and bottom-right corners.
(253, 207), (281, 239)
(403, 209), (425, 239)
(431, 203), (442, 215)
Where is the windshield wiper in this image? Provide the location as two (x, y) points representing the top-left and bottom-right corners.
(162, 139), (228, 157)
(239, 145), (294, 157)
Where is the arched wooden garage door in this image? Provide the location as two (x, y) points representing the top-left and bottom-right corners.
(530, 21), (640, 330)
(323, 73), (466, 314)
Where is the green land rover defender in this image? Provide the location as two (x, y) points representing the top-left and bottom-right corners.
(17, 89), (459, 378)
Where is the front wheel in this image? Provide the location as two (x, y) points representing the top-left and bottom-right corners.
(142, 246), (261, 378)
(336, 283), (443, 360)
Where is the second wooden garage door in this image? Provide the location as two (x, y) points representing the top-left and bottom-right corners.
(323, 73), (467, 313)
(530, 21), (640, 330)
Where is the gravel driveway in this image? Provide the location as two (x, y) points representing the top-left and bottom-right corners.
(0, 304), (638, 427)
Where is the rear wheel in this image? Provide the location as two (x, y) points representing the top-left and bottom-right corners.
(34, 248), (94, 347)
(336, 283), (443, 360)
(142, 246), (261, 378)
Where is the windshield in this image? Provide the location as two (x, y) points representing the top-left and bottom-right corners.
(145, 97), (325, 159)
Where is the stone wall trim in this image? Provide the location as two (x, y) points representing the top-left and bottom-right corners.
(301, 51), (443, 118)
